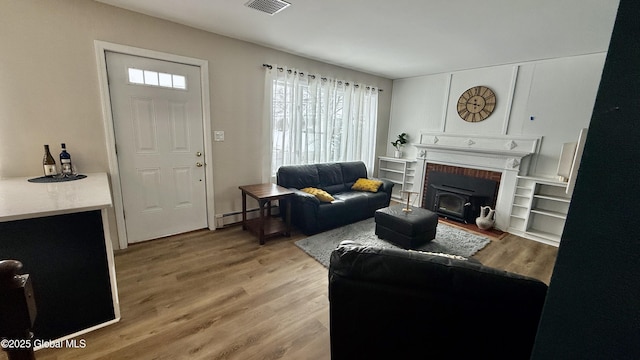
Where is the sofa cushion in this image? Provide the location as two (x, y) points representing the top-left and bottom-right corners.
(277, 164), (320, 189)
(357, 191), (391, 210)
(351, 178), (383, 192)
(333, 192), (370, 221)
(340, 162), (368, 187)
(317, 163), (346, 194)
(317, 200), (348, 229)
(333, 192), (369, 207)
(301, 187), (335, 202)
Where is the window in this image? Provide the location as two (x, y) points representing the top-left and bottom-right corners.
(266, 67), (378, 178)
(127, 68), (186, 90)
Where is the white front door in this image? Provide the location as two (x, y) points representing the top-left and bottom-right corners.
(106, 52), (207, 243)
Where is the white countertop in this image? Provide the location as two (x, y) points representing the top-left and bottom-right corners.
(0, 172), (113, 222)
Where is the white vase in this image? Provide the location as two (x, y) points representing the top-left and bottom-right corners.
(475, 206), (496, 230)
(394, 150), (402, 158)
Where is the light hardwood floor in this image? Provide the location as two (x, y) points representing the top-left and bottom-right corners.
(17, 222), (557, 360)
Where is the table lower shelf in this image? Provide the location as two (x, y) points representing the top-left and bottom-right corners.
(244, 216), (290, 242)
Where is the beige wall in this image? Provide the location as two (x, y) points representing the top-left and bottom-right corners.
(0, 0), (392, 247)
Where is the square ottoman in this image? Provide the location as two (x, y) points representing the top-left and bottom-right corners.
(375, 205), (438, 249)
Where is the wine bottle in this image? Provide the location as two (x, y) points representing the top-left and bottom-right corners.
(43, 144), (57, 177)
(60, 143), (73, 176)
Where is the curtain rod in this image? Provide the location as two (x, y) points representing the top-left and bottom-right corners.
(262, 64), (383, 92)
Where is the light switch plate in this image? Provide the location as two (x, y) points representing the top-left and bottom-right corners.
(214, 131), (225, 141)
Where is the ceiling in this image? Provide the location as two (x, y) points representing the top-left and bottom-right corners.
(95, 0), (620, 79)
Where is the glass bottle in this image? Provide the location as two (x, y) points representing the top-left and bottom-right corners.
(60, 143), (73, 176)
(43, 145), (57, 177)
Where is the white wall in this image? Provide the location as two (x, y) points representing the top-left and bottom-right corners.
(388, 53), (606, 177)
(0, 0), (392, 248)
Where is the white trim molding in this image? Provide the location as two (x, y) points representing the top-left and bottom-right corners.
(440, 73), (453, 132)
(413, 132), (541, 230)
(94, 40), (216, 250)
(501, 65), (520, 135)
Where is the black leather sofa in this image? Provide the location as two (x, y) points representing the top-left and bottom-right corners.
(276, 161), (393, 235)
(329, 241), (548, 360)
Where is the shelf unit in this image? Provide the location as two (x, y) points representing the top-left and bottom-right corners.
(377, 156), (417, 201)
(508, 176), (572, 246)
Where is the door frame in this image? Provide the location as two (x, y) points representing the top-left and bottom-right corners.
(94, 40), (216, 249)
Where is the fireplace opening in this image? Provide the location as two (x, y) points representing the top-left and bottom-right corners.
(432, 185), (487, 223)
(423, 170), (499, 224)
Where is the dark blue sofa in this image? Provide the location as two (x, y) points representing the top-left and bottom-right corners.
(276, 161), (394, 235)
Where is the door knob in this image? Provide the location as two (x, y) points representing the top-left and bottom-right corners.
(196, 151), (202, 157)
(196, 162), (203, 167)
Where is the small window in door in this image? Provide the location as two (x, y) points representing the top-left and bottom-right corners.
(127, 68), (187, 90)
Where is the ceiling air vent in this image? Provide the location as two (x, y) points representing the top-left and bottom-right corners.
(244, 0), (291, 15)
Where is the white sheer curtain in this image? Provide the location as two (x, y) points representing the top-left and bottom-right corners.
(263, 65), (378, 181)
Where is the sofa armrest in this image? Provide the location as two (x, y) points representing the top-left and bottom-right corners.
(370, 177), (394, 194)
(282, 188), (323, 234)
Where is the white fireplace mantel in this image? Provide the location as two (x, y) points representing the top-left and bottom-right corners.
(413, 132), (542, 230)
(415, 132), (540, 169)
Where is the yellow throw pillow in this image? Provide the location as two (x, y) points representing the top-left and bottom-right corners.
(351, 178), (383, 193)
(301, 187), (335, 202)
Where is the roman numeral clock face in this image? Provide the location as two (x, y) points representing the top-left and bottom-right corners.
(457, 86), (496, 122)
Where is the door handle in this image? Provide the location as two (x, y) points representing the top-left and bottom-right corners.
(196, 151), (202, 157)
(196, 162), (203, 167)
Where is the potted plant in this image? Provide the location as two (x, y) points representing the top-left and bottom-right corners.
(391, 132), (408, 158)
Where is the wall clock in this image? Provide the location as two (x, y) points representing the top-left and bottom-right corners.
(457, 86), (496, 122)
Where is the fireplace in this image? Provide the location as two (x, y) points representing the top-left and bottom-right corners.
(413, 132), (541, 230)
(424, 169), (500, 224)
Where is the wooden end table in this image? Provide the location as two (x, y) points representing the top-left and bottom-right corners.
(238, 183), (294, 245)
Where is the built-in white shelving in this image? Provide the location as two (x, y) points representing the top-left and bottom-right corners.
(377, 156), (417, 201)
(508, 175), (572, 246)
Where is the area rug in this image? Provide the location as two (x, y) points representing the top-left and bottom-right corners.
(295, 218), (490, 268)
